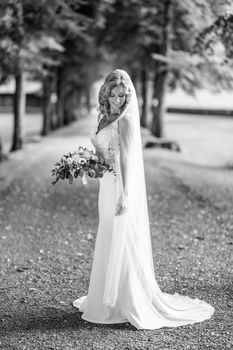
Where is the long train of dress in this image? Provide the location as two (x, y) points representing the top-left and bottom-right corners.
(73, 171), (214, 330)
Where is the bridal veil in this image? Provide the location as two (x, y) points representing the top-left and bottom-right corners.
(103, 69), (161, 307)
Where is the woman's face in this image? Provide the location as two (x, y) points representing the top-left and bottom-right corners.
(108, 85), (126, 113)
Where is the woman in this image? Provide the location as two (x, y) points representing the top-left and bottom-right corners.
(73, 69), (214, 330)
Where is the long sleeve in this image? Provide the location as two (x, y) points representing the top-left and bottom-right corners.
(115, 115), (135, 207)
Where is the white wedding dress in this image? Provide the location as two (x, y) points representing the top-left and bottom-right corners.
(73, 70), (214, 330)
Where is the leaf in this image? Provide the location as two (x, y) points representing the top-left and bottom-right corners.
(51, 178), (59, 185)
(74, 169), (79, 178)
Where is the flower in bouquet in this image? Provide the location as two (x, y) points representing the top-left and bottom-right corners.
(51, 147), (115, 186)
(66, 157), (73, 165)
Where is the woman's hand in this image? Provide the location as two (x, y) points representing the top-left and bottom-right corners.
(115, 194), (128, 216)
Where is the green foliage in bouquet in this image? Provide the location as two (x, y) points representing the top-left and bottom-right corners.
(51, 147), (115, 185)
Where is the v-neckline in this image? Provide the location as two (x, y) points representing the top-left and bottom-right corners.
(96, 114), (119, 135)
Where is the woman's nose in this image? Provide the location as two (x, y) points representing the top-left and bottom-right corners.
(114, 97), (120, 103)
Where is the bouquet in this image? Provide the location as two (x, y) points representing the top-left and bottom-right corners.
(51, 146), (115, 186)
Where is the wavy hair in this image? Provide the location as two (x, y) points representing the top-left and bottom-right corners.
(97, 70), (132, 122)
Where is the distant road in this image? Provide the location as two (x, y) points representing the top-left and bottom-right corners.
(1, 111), (233, 167)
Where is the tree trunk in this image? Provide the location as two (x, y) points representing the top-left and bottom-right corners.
(151, 69), (167, 137)
(50, 99), (58, 131)
(41, 76), (52, 136)
(151, 0), (173, 138)
(75, 89), (82, 120)
(146, 70), (154, 128)
(41, 74), (58, 135)
(64, 88), (82, 124)
(0, 136), (3, 162)
(140, 67), (148, 127)
(56, 67), (65, 127)
(64, 92), (71, 125)
(11, 71), (25, 151)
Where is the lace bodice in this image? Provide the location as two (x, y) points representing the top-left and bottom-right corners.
(89, 119), (120, 174)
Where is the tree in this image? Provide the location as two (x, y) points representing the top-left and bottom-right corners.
(95, 0), (152, 117)
(149, 0), (228, 137)
(0, 0), (64, 149)
(195, 11), (233, 92)
(150, 0), (172, 137)
(54, 0), (111, 126)
(97, 0), (229, 138)
(22, 0), (86, 134)
(0, 0), (25, 151)
(0, 0), (110, 154)
(0, 136), (3, 161)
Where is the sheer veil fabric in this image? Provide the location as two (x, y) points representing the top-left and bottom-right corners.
(73, 69), (214, 330)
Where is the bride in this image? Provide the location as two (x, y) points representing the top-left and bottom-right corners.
(73, 69), (214, 330)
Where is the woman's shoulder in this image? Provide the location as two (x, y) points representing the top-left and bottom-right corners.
(118, 113), (134, 129)
(118, 114), (135, 142)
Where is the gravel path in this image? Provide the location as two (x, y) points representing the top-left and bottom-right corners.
(0, 113), (232, 350)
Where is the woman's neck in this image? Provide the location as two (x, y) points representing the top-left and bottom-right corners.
(110, 106), (121, 115)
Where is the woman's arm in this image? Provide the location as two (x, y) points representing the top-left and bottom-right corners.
(115, 116), (134, 215)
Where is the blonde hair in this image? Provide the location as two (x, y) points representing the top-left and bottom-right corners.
(97, 70), (131, 122)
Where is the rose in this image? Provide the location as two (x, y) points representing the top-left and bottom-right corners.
(78, 157), (87, 165)
(66, 157), (73, 165)
(88, 169), (96, 178)
(82, 150), (92, 159)
(72, 154), (79, 162)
